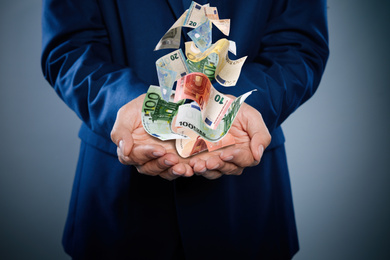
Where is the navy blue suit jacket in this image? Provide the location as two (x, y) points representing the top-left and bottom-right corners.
(41, 0), (329, 259)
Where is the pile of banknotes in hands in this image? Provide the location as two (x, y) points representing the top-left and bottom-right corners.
(142, 1), (255, 158)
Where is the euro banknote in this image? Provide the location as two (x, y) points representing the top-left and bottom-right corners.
(183, 1), (208, 28)
(185, 39), (247, 86)
(187, 19), (212, 52)
(174, 124), (235, 158)
(141, 85), (187, 141)
(156, 49), (189, 101)
(174, 72), (233, 129)
(155, 1), (230, 51)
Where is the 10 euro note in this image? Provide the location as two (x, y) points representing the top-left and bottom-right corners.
(141, 85), (187, 141)
(174, 72), (233, 129)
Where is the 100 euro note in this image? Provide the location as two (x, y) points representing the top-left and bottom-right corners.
(174, 72), (233, 129)
(142, 85), (187, 141)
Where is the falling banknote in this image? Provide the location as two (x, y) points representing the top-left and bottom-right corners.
(155, 1), (231, 51)
(141, 85), (187, 141)
(174, 72), (233, 129)
(185, 39), (247, 86)
(187, 19), (212, 52)
(156, 49), (189, 101)
(146, 1), (250, 158)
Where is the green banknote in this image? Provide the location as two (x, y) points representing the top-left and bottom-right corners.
(186, 52), (219, 81)
(142, 85), (187, 141)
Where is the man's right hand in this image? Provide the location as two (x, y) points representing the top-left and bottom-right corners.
(110, 94), (194, 181)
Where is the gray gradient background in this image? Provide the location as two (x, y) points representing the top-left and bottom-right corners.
(0, 0), (389, 259)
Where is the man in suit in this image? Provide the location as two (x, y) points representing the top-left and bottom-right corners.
(41, 0), (329, 259)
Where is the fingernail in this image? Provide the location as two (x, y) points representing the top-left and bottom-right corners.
(172, 170), (182, 176)
(210, 164), (220, 170)
(258, 145), (264, 161)
(164, 160), (174, 166)
(119, 140), (124, 153)
(153, 151), (165, 157)
(222, 155), (234, 161)
(259, 145), (264, 156)
(198, 167), (207, 173)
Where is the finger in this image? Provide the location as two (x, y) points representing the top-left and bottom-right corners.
(110, 105), (138, 155)
(220, 147), (255, 168)
(158, 162), (188, 181)
(136, 153), (180, 175)
(212, 158), (243, 176)
(117, 146), (132, 165)
(245, 110), (271, 162)
(201, 170), (223, 180)
(173, 163), (194, 177)
(189, 157), (207, 175)
(129, 144), (167, 165)
(205, 155), (224, 171)
(159, 171), (179, 181)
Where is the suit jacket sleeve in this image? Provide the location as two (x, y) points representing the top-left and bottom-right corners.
(230, 0), (329, 133)
(41, 0), (146, 138)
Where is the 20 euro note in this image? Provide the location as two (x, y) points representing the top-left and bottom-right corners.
(141, 85), (187, 141)
(174, 72), (233, 129)
(187, 19), (212, 52)
(156, 49), (189, 101)
(155, 1), (230, 51)
(185, 39), (247, 86)
(174, 89), (255, 142)
(154, 1), (208, 51)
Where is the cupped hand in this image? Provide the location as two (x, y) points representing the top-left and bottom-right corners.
(110, 94), (193, 180)
(189, 102), (271, 180)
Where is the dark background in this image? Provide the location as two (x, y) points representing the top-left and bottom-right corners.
(0, 0), (389, 259)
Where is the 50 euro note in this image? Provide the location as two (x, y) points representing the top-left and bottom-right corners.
(141, 85), (187, 141)
(174, 72), (233, 129)
(156, 49), (189, 101)
(174, 89), (255, 143)
(185, 39), (247, 86)
(185, 40), (236, 82)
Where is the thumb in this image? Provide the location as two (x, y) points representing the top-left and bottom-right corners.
(111, 105), (137, 157)
(245, 109), (271, 162)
